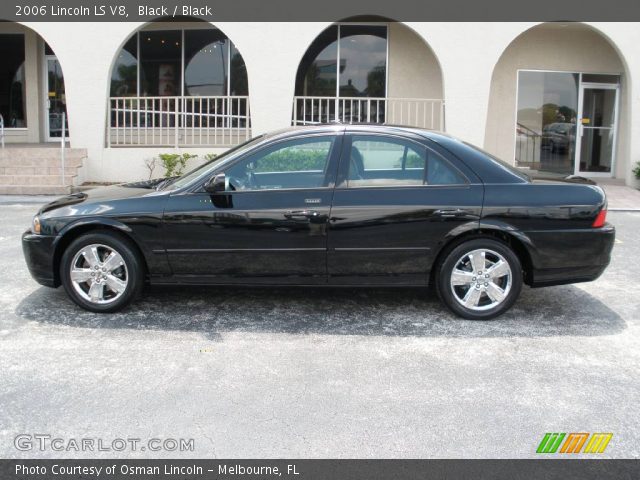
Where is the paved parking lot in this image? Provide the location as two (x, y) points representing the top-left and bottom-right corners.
(1, 204), (639, 458)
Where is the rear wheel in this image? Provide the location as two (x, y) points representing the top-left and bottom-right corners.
(436, 238), (522, 320)
(60, 232), (144, 312)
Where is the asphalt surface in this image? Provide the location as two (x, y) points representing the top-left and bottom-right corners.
(0, 203), (638, 459)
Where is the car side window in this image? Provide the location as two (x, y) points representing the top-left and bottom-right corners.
(346, 135), (466, 187)
(224, 136), (335, 191)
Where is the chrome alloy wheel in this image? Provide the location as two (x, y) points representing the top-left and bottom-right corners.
(69, 244), (128, 305)
(449, 248), (512, 311)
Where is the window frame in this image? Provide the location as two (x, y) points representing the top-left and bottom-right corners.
(335, 132), (469, 190)
(194, 132), (344, 194)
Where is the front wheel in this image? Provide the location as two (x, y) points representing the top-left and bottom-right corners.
(436, 238), (523, 320)
(60, 231), (144, 313)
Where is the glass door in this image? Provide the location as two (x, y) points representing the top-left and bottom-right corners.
(576, 83), (619, 176)
(45, 55), (68, 141)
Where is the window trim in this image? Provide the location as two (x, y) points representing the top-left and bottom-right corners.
(336, 132), (470, 190)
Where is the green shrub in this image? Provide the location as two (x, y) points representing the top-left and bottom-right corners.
(254, 149), (327, 172)
(404, 153), (424, 169)
(633, 161), (640, 180)
(158, 153), (198, 177)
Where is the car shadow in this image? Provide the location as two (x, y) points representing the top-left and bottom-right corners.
(14, 282), (625, 339)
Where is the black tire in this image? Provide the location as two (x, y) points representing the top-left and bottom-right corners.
(436, 238), (522, 320)
(60, 231), (144, 313)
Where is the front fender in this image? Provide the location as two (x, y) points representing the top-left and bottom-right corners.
(50, 216), (168, 284)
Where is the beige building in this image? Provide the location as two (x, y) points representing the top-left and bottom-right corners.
(0, 20), (638, 193)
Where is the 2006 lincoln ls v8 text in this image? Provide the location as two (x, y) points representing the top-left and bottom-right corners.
(22, 125), (615, 319)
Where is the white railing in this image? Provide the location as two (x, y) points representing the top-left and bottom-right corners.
(0, 113), (4, 149)
(292, 96), (445, 131)
(60, 112), (67, 186)
(108, 96), (251, 147)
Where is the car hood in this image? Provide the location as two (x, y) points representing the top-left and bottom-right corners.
(38, 184), (169, 215)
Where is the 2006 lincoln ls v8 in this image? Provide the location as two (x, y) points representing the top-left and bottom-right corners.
(22, 125), (615, 319)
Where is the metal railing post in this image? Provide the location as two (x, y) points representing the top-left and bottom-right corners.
(174, 97), (179, 148)
(0, 113), (4, 149)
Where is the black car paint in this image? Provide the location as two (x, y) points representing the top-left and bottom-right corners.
(22, 125), (615, 290)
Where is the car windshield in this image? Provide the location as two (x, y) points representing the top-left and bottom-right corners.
(161, 135), (266, 191)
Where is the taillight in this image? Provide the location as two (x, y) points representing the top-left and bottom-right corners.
(592, 208), (607, 228)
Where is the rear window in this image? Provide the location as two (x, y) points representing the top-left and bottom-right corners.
(462, 141), (531, 182)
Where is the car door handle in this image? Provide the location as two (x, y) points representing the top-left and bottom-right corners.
(434, 208), (469, 218)
(284, 210), (320, 219)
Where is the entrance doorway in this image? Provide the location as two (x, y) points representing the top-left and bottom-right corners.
(44, 54), (68, 141)
(515, 71), (620, 178)
(576, 83), (619, 176)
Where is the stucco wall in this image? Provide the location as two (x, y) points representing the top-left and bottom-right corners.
(387, 23), (442, 100)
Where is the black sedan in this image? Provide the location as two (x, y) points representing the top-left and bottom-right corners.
(22, 125), (615, 319)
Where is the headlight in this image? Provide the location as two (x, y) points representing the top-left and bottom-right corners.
(31, 216), (41, 235)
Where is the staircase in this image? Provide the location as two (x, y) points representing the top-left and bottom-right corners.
(0, 146), (86, 195)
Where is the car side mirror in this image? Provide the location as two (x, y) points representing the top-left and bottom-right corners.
(204, 173), (226, 194)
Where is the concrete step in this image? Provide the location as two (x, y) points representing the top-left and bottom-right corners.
(0, 147), (87, 159)
(0, 185), (71, 195)
(0, 146), (85, 195)
(0, 174), (76, 186)
(0, 155), (85, 168)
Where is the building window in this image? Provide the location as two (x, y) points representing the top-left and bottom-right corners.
(295, 25), (387, 98)
(0, 34), (26, 128)
(515, 71), (621, 176)
(108, 24), (250, 147)
(110, 26), (248, 98)
(110, 36), (138, 97)
(515, 71), (579, 175)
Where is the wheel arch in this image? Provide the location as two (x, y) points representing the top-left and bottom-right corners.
(430, 223), (536, 287)
(52, 219), (149, 287)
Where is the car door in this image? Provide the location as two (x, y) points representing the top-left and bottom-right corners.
(162, 133), (342, 284)
(327, 131), (483, 285)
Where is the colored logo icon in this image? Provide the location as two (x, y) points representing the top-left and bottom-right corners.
(536, 433), (612, 454)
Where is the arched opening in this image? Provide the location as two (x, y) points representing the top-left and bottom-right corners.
(107, 18), (250, 147)
(0, 22), (68, 144)
(293, 20), (443, 130)
(485, 23), (628, 179)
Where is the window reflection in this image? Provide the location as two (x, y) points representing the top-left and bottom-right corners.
(295, 25), (387, 98)
(110, 27), (247, 98)
(0, 34), (26, 128)
(184, 29), (228, 96)
(579, 88), (616, 173)
(140, 30), (182, 96)
(110, 36), (138, 97)
(296, 26), (338, 97)
(230, 44), (248, 96)
(339, 26), (386, 97)
(515, 71), (578, 175)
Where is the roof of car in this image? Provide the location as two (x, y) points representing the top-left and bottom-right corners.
(264, 123), (454, 143)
